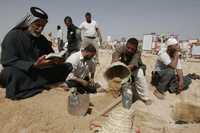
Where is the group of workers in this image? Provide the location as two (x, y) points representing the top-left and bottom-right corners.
(0, 7), (199, 109)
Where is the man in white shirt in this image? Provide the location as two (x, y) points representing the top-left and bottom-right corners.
(56, 25), (64, 52)
(151, 38), (199, 99)
(80, 12), (102, 64)
(65, 44), (101, 94)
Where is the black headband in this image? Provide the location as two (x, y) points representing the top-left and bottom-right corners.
(30, 7), (48, 20)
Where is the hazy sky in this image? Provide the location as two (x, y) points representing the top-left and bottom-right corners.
(0, 0), (200, 41)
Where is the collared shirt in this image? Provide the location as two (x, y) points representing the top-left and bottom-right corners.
(154, 50), (182, 71)
(79, 20), (98, 37)
(65, 51), (96, 79)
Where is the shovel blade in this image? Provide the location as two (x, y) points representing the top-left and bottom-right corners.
(68, 94), (90, 116)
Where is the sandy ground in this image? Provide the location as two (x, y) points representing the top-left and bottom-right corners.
(0, 49), (200, 133)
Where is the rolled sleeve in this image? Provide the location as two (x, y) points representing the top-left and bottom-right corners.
(176, 59), (182, 69)
(158, 52), (171, 65)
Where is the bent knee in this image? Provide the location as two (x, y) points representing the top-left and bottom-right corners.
(65, 63), (73, 72)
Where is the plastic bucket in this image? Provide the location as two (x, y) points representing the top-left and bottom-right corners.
(104, 62), (131, 84)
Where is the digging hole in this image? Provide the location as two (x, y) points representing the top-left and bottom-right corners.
(172, 102), (200, 124)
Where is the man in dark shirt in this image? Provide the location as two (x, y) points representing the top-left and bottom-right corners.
(0, 7), (72, 100)
(112, 38), (152, 105)
(64, 16), (81, 57)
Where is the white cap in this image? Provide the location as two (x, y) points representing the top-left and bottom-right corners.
(166, 38), (178, 47)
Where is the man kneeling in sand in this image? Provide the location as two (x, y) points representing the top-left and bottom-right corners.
(151, 38), (200, 99)
(65, 44), (102, 93)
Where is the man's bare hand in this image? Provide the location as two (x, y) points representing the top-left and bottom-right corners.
(127, 64), (137, 71)
(51, 58), (65, 64)
(73, 78), (89, 87)
(89, 79), (95, 87)
(81, 80), (89, 87)
(34, 55), (53, 68)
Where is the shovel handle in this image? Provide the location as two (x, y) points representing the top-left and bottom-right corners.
(99, 96), (122, 116)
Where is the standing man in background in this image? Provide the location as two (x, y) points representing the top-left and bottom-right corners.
(64, 16), (81, 57)
(80, 12), (102, 64)
(56, 25), (64, 52)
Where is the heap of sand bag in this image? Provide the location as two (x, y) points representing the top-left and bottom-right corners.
(97, 62), (135, 133)
(99, 105), (135, 133)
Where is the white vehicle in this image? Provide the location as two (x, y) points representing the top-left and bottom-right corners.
(143, 34), (153, 51)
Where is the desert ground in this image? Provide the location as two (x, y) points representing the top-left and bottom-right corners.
(0, 49), (200, 133)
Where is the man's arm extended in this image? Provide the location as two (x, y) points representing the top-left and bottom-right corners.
(96, 27), (102, 44)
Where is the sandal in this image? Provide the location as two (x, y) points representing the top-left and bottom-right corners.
(153, 89), (165, 100)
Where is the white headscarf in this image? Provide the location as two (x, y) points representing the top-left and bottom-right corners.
(166, 38), (178, 47)
(158, 38), (178, 54)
